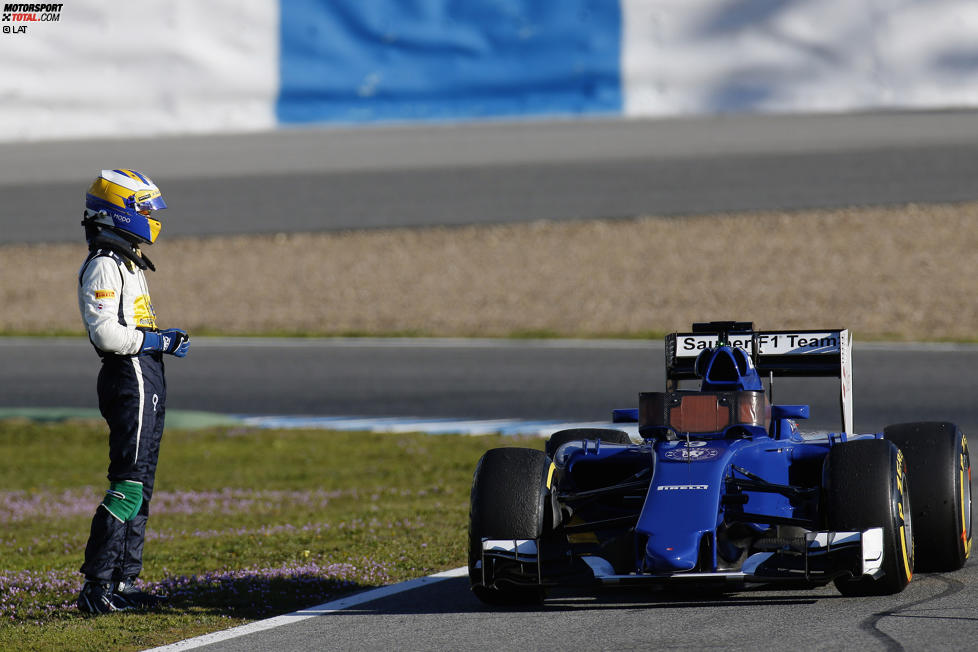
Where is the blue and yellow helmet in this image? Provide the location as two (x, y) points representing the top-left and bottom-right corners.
(84, 169), (167, 244)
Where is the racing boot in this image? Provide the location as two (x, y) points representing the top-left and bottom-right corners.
(113, 578), (167, 609)
(78, 579), (129, 614)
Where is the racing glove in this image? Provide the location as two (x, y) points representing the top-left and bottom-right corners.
(140, 329), (190, 357)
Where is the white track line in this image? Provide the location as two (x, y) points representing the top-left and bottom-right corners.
(143, 566), (469, 651)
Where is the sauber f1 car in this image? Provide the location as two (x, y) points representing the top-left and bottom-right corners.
(468, 322), (972, 604)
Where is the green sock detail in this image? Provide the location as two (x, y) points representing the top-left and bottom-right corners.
(101, 480), (143, 522)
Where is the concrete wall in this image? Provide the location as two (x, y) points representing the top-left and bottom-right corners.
(1, 0), (977, 142)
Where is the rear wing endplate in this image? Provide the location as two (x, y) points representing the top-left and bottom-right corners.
(665, 327), (853, 434)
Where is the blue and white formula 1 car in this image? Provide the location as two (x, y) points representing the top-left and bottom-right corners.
(468, 322), (972, 604)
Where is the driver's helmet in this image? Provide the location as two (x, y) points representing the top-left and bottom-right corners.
(84, 169), (167, 244)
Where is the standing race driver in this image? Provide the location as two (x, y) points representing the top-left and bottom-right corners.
(76, 169), (190, 614)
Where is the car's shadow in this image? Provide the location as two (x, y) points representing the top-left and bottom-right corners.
(329, 576), (836, 616)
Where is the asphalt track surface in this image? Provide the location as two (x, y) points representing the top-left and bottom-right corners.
(188, 568), (978, 652)
(5, 111), (978, 650)
(2, 338), (978, 437)
(4, 110), (978, 243)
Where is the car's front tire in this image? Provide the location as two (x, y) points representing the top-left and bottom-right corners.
(884, 421), (972, 572)
(468, 447), (549, 605)
(823, 438), (914, 596)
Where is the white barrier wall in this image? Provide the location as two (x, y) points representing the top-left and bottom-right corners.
(1, 0), (978, 142)
(0, 1), (278, 141)
(621, 0), (978, 116)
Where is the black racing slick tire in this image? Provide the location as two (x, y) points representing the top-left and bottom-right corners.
(545, 428), (632, 459)
(884, 422), (972, 572)
(824, 438), (914, 596)
(468, 447), (549, 605)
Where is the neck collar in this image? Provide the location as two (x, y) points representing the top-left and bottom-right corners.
(87, 228), (156, 272)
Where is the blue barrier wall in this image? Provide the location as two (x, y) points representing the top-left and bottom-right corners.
(277, 0), (622, 125)
(6, 0), (978, 142)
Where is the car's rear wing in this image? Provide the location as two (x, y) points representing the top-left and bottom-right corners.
(665, 323), (853, 434)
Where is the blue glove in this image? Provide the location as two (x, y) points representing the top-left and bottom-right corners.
(141, 329), (190, 357)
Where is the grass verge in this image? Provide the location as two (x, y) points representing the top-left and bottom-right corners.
(0, 421), (538, 651)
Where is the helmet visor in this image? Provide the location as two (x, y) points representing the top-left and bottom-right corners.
(131, 194), (167, 214)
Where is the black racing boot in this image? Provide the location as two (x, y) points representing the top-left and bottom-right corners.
(113, 578), (167, 609)
(78, 580), (129, 614)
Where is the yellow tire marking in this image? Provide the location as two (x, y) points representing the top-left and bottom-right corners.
(961, 450), (972, 558)
(897, 451), (912, 581)
(900, 525), (912, 581)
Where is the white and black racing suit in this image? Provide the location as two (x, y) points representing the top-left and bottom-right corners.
(77, 242), (166, 583)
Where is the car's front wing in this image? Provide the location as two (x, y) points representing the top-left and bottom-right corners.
(477, 528), (883, 589)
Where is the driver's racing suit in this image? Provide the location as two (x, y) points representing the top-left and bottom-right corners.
(78, 245), (166, 583)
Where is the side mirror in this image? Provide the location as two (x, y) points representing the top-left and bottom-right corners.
(771, 405), (810, 420)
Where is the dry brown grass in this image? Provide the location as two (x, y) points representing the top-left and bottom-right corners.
(3, 202), (976, 340)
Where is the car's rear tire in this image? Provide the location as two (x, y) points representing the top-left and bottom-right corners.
(884, 422), (972, 572)
(824, 438), (914, 596)
(468, 447), (549, 605)
(545, 428), (632, 458)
